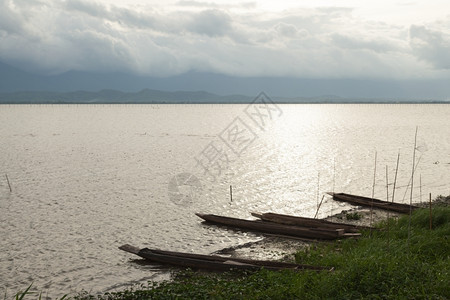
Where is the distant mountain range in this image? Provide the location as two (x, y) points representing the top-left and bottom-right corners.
(1, 89), (448, 104)
(1, 61), (449, 102)
(0, 89), (251, 103)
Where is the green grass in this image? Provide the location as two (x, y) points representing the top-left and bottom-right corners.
(345, 212), (362, 220)
(293, 206), (450, 299)
(12, 284), (68, 300)
(70, 206), (449, 300)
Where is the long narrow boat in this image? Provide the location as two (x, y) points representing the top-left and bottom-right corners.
(251, 212), (372, 233)
(327, 192), (419, 214)
(196, 214), (359, 240)
(119, 244), (329, 272)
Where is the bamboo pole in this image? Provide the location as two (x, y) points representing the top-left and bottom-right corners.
(316, 171), (320, 212)
(330, 158), (336, 221)
(420, 174), (422, 203)
(230, 185), (233, 203)
(314, 195), (325, 219)
(370, 151), (377, 229)
(392, 153), (400, 203)
(5, 174), (12, 192)
(333, 158), (336, 193)
(386, 165), (390, 251)
(408, 126), (418, 245)
(429, 193), (432, 230)
(401, 153), (423, 202)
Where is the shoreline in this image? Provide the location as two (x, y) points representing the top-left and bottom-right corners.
(213, 196), (449, 262)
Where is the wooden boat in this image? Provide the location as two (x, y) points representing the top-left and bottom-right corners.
(327, 192), (419, 214)
(196, 214), (358, 240)
(119, 244), (329, 272)
(251, 212), (372, 233)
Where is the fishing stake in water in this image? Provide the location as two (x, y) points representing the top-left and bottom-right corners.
(408, 126), (418, 246)
(386, 165), (390, 252)
(5, 174), (12, 192)
(230, 185), (233, 204)
(314, 195), (325, 219)
(370, 151), (377, 230)
(429, 193), (432, 230)
(392, 152), (400, 203)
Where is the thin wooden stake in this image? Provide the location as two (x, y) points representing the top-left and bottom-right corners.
(333, 158), (336, 193)
(429, 193), (432, 230)
(331, 158), (336, 221)
(370, 151), (377, 230)
(230, 185), (233, 203)
(408, 126), (418, 245)
(401, 153), (423, 202)
(386, 165), (390, 251)
(419, 174), (422, 203)
(316, 171), (320, 212)
(392, 152), (400, 203)
(5, 174), (12, 192)
(314, 195), (325, 219)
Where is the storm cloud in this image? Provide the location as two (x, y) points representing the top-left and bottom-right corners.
(0, 0), (449, 80)
(410, 24), (450, 70)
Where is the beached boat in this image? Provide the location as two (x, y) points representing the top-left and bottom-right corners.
(251, 212), (372, 233)
(327, 192), (419, 214)
(196, 213), (358, 240)
(119, 244), (329, 272)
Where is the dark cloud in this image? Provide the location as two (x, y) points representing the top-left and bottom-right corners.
(177, 0), (221, 8)
(410, 24), (450, 69)
(274, 22), (300, 37)
(0, 0), (27, 36)
(176, 1), (256, 9)
(0, 0), (448, 80)
(331, 33), (401, 53)
(187, 9), (231, 36)
(64, 0), (157, 30)
(64, 0), (106, 18)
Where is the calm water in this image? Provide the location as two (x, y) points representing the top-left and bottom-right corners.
(1, 104), (449, 298)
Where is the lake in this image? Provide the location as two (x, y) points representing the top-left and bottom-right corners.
(1, 103), (449, 298)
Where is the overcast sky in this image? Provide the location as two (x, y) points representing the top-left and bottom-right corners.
(1, 0), (449, 80)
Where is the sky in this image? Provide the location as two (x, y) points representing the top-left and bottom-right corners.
(1, 0), (450, 82)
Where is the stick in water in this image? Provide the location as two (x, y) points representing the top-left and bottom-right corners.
(392, 152), (400, 203)
(331, 158), (336, 221)
(333, 158), (336, 193)
(229, 185), (233, 203)
(385, 166), (390, 250)
(401, 153), (423, 203)
(314, 195), (325, 219)
(408, 126), (418, 245)
(316, 171), (320, 212)
(420, 174), (422, 203)
(429, 193), (432, 230)
(370, 151), (377, 230)
(5, 174), (12, 192)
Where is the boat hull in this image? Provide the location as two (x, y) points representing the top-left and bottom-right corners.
(252, 212), (371, 233)
(328, 192), (419, 214)
(119, 244), (329, 272)
(196, 213), (347, 240)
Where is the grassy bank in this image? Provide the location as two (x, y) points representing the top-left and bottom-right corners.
(17, 203), (450, 299)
